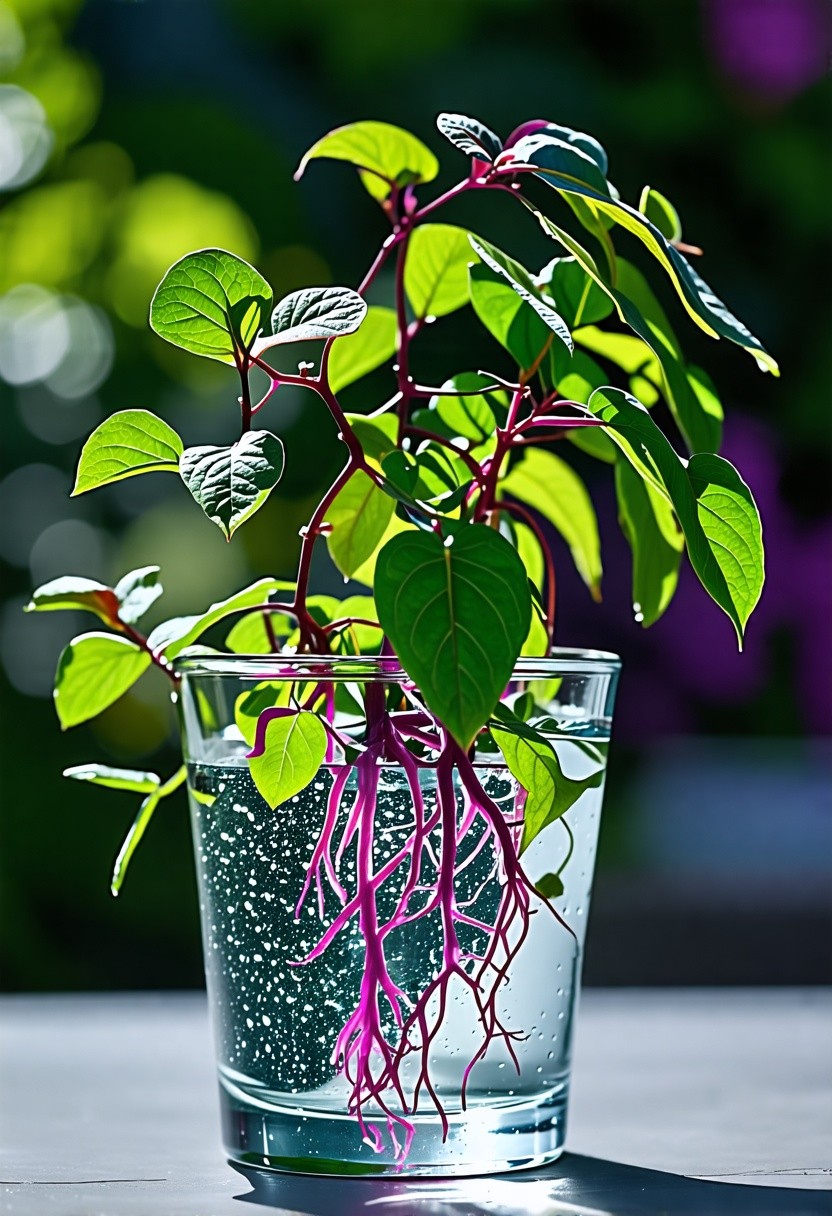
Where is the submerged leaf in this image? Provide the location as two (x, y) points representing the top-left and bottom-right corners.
(247, 709), (328, 809)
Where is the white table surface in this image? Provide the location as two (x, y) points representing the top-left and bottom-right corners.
(1, 989), (830, 1215)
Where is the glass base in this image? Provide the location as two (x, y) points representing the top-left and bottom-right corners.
(220, 1083), (568, 1177)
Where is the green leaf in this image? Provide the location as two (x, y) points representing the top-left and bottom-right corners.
(512, 520), (545, 591)
(72, 409), (183, 495)
(615, 457), (683, 627)
(405, 224), (473, 319)
(226, 609), (292, 654)
(639, 185), (682, 243)
(113, 566), (163, 624)
(491, 711), (604, 852)
(110, 766), (186, 895)
(535, 872), (564, 899)
(257, 286), (367, 353)
(502, 449), (602, 601)
(469, 261), (552, 373)
(470, 236), (573, 354)
(63, 764), (160, 794)
(537, 256), (613, 327)
(327, 306), (397, 394)
(147, 578), (285, 658)
(374, 524), (531, 749)
(588, 387), (764, 642)
(533, 212), (724, 453)
(25, 576), (121, 625)
(296, 120), (438, 202)
(688, 451), (766, 634)
(426, 373), (504, 445)
(515, 146), (777, 374)
(247, 710), (328, 810)
(345, 412), (399, 466)
(326, 469), (395, 579)
(179, 430), (285, 539)
(54, 633), (151, 729)
(436, 112), (502, 162)
(511, 123), (609, 175)
(150, 249), (272, 364)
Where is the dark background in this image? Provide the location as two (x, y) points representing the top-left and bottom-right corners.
(0, 0), (830, 991)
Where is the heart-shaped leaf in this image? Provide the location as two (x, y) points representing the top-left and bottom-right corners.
(54, 633), (151, 729)
(256, 286), (367, 353)
(72, 409), (183, 495)
(405, 224), (473, 320)
(436, 112), (503, 162)
(375, 525), (531, 748)
(296, 120), (438, 202)
(179, 430), (285, 539)
(247, 709), (328, 809)
(470, 236), (573, 354)
(150, 249), (272, 364)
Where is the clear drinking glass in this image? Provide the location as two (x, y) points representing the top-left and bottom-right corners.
(176, 650), (620, 1176)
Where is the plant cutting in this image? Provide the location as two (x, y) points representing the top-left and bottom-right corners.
(29, 112), (770, 1176)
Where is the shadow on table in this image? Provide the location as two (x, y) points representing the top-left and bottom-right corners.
(231, 1153), (832, 1216)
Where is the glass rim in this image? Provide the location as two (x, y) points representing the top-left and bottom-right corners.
(174, 647), (622, 681)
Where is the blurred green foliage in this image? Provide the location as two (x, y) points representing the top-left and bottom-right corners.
(0, 0), (828, 990)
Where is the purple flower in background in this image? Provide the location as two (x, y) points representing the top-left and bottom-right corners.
(704, 0), (831, 102)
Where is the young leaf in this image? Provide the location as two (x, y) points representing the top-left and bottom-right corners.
(491, 712), (604, 853)
(64, 764), (160, 794)
(147, 578), (284, 659)
(502, 449), (603, 601)
(436, 112), (503, 162)
(54, 633), (151, 729)
(328, 306), (397, 393)
(405, 224), (473, 319)
(179, 430), (285, 539)
(588, 387), (764, 642)
(470, 236), (573, 354)
(25, 576), (121, 626)
(374, 525), (531, 749)
(110, 766), (186, 895)
(615, 457), (683, 627)
(150, 249), (272, 364)
(113, 566), (163, 624)
(639, 185), (682, 243)
(246, 709), (328, 809)
(295, 120), (438, 202)
(469, 262), (553, 374)
(507, 121), (609, 175)
(72, 409), (183, 495)
(256, 286), (367, 353)
(326, 469), (395, 579)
